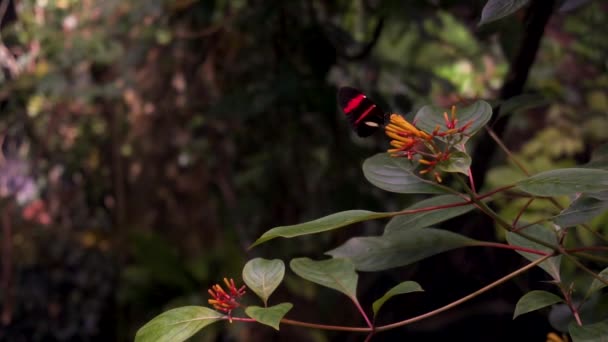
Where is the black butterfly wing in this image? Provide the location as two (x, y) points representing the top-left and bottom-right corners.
(337, 87), (385, 137)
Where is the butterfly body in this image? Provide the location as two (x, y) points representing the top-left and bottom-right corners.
(337, 87), (387, 137)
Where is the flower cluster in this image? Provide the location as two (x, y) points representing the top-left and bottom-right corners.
(208, 278), (246, 321)
(385, 106), (471, 183)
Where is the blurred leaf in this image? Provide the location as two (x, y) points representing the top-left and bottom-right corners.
(479, 0), (530, 26)
(414, 100), (492, 142)
(384, 195), (474, 234)
(585, 143), (608, 170)
(289, 258), (358, 299)
(516, 169), (608, 196)
(513, 290), (563, 319)
(437, 151), (471, 175)
(327, 228), (479, 271)
(372, 281), (424, 317)
(550, 294), (608, 333)
(569, 319), (608, 342)
(588, 267), (608, 295)
(559, 0), (593, 12)
(498, 93), (548, 118)
(250, 210), (392, 248)
(553, 195), (608, 227)
(135, 306), (223, 342)
(506, 225), (561, 280)
(245, 303), (293, 330)
(242, 258), (285, 306)
(362, 153), (448, 194)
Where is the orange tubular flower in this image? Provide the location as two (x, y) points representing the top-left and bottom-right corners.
(384, 105), (471, 183)
(208, 278), (246, 322)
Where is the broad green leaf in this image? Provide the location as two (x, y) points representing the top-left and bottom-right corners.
(245, 303), (293, 331)
(588, 267), (608, 295)
(290, 258), (358, 298)
(327, 228), (479, 271)
(498, 93), (548, 118)
(384, 195), (473, 234)
(516, 168), (608, 196)
(479, 0), (530, 26)
(513, 290), (563, 319)
(413, 100), (492, 140)
(506, 225), (561, 280)
(553, 195), (608, 228)
(569, 319), (608, 342)
(242, 258), (285, 306)
(437, 151), (471, 175)
(362, 153), (448, 194)
(372, 281), (424, 317)
(135, 306), (223, 342)
(250, 210), (392, 248)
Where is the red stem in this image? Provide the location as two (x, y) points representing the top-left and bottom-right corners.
(478, 242), (549, 256)
(352, 297), (373, 329)
(513, 198), (534, 228)
(566, 246), (608, 253)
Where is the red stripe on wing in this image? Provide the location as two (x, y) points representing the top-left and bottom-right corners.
(343, 94), (365, 114)
(354, 104), (377, 124)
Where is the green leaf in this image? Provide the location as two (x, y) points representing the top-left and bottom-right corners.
(250, 210), (392, 248)
(362, 153), (448, 194)
(479, 0), (530, 26)
(553, 195), (608, 228)
(437, 151), (471, 175)
(506, 225), (561, 280)
(569, 319), (608, 342)
(384, 195), (474, 234)
(327, 228), (479, 271)
(289, 258), (358, 298)
(245, 303), (293, 331)
(242, 258), (285, 306)
(135, 306), (223, 342)
(516, 168), (608, 196)
(413, 100), (492, 141)
(372, 281), (424, 317)
(513, 290), (563, 319)
(588, 267), (608, 295)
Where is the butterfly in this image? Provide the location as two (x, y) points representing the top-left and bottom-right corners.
(337, 87), (387, 137)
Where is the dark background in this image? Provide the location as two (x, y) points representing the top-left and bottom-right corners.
(0, 0), (607, 341)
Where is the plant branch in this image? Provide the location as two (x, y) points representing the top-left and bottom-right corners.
(374, 254), (552, 332)
(477, 241), (549, 256)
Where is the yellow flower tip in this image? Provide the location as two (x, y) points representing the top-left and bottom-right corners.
(546, 332), (566, 342)
(451, 105), (456, 120)
(434, 172), (442, 183)
(419, 169), (430, 175)
(418, 159), (432, 165)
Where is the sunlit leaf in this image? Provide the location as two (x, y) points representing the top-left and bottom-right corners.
(553, 195), (608, 227)
(372, 281), (424, 317)
(588, 267), (608, 295)
(245, 303), (293, 330)
(479, 0), (530, 26)
(384, 195), (473, 234)
(513, 290), (563, 319)
(506, 225), (561, 280)
(569, 319), (608, 342)
(362, 153), (448, 194)
(516, 168), (608, 196)
(250, 210), (392, 248)
(135, 306), (223, 342)
(242, 258), (285, 306)
(414, 100), (492, 141)
(327, 228), (479, 271)
(290, 258), (358, 299)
